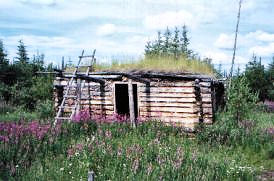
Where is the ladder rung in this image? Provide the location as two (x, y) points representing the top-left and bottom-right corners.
(64, 95), (77, 98)
(59, 106), (76, 109)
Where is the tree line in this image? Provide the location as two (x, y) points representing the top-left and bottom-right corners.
(0, 40), (54, 110)
(145, 25), (195, 59)
(145, 26), (274, 102)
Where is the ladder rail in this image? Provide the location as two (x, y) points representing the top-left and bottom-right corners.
(70, 50), (96, 119)
(54, 50), (85, 125)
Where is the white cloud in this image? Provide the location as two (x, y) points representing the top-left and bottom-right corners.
(249, 43), (274, 56)
(214, 30), (274, 57)
(96, 24), (117, 36)
(214, 33), (234, 49)
(203, 51), (247, 65)
(143, 10), (194, 30)
(246, 30), (274, 42)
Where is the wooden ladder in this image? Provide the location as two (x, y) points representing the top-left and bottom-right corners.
(54, 50), (96, 125)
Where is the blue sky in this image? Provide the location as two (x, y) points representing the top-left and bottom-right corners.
(0, 0), (274, 71)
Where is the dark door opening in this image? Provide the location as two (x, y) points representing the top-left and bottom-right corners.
(115, 84), (138, 118)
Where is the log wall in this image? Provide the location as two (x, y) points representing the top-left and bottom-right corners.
(54, 76), (215, 131)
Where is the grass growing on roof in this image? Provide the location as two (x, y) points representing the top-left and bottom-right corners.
(67, 56), (215, 75)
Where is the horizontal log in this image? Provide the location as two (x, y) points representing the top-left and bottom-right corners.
(201, 97), (212, 103)
(139, 111), (198, 118)
(139, 81), (195, 87)
(203, 108), (213, 114)
(139, 107), (199, 113)
(200, 87), (211, 94)
(138, 92), (196, 98)
(139, 102), (196, 108)
(200, 94), (212, 98)
(199, 82), (211, 87)
(139, 87), (195, 93)
(82, 105), (114, 110)
(140, 116), (200, 124)
(85, 100), (113, 105)
(140, 97), (196, 103)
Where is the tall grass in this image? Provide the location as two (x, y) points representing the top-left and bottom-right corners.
(68, 56), (215, 75)
(2, 117), (271, 180)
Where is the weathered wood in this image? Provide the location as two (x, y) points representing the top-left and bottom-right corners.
(140, 102), (196, 108)
(140, 116), (200, 124)
(139, 81), (194, 87)
(139, 111), (199, 118)
(128, 79), (136, 128)
(138, 93), (196, 98)
(139, 97), (196, 103)
(139, 87), (195, 93)
(140, 102), (212, 108)
(139, 107), (199, 113)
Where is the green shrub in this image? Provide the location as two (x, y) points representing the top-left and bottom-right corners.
(36, 100), (54, 120)
(197, 76), (271, 149)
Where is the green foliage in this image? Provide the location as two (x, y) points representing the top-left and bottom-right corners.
(36, 100), (54, 120)
(1, 120), (265, 180)
(197, 76), (272, 151)
(15, 40), (29, 64)
(266, 57), (274, 100)
(0, 39), (54, 110)
(0, 40), (8, 66)
(226, 76), (258, 124)
(145, 26), (193, 59)
(245, 55), (268, 101)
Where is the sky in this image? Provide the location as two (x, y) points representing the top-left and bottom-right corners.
(0, 0), (274, 71)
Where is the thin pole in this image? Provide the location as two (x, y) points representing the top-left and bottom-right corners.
(128, 79), (136, 128)
(229, 0), (243, 87)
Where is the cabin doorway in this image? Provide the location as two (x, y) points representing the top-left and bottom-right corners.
(115, 84), (138, 118)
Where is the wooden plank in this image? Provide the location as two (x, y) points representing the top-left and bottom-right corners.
(201, 97), (212, 103)
(138, 93), (196, 98)
(139, 107), (199, 113)
(139, 111), (198, 118)
(82, 100), (113, 105)
(128, 79), (136, 127)
(200, 93), (211, 98)
(200, 87), (211, 93)
(139, 87), (195, 93)
(139, 102), (196, 108)
(199, 82), (211, 87)
(139, 82), (195, 87)
(203, 108), (213, 114)
(139, 97), (196, 103)
(82, 105), (114, 110)
(139, 116), (200, 124)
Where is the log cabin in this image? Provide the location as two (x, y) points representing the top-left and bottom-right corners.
(53, 70), (224, 132)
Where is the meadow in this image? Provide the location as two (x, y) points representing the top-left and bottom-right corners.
(0, 106), (273, 180)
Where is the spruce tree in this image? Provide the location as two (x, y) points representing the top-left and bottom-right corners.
(155, 31), (163, 56)
(16, 40), (29, 64)
(266, 57), (274, 100)
(180, 25), (189, 56)
(163, 27), (172, 56)
(145, 41), (153, 58)
(245, 55), (268, 101)
(172, 27), (180, 59)
(0, 40), (8, 65)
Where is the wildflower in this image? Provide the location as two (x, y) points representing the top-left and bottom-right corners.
(147, 162), (153, 175)
(132, 159), (140, 174)
(69, 163), (72, 166)
(15, 165), (19, 168)
(69, 171), (72, 174)
(60, 168), (64, 171)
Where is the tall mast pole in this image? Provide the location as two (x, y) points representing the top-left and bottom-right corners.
(229, 0), (243, 86)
